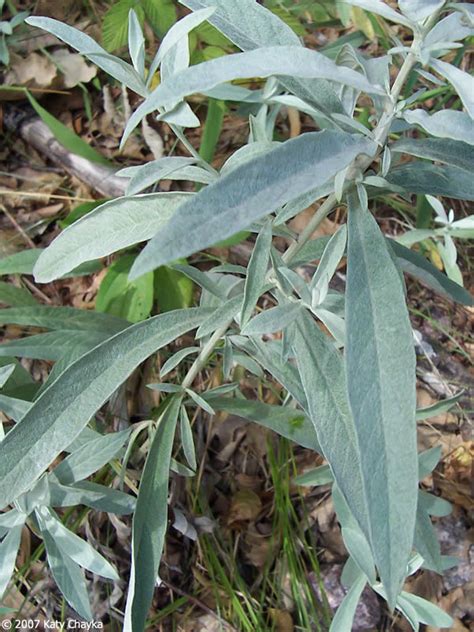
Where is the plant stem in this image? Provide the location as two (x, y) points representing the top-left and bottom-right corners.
(182, 322), (231, 389)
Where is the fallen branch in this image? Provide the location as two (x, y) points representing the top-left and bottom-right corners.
(5, 108), (127, 198)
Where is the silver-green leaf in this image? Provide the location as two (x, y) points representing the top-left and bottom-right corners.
(0, 308), (210, 508)
(131, 131), (376, 277)
(34, 193), (192, 283)
(345, 191), (418, 606)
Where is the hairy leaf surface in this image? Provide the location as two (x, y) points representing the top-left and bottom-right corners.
(34, 193), (192, 283)
(0, 308), (210, 508)
(131, 131), (376, 277)
(346, 191), (418, 606)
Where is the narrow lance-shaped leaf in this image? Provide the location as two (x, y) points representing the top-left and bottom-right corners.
(34, 193), (192, 283)
(386, 163), (474, 201)
(310, 224), (347, 291)
(345, 190), (418, 606)
(292, 310), (370, 552)
(398, 0), (444, 23)
(180, 0), (345, 116)
(242, 302), (303, 336)
(329, 569), (367, 632)
(119, 157), (198, 196)
(0, 331), (109, 362)
(241, 221), (272, 327)
(123, 47), (385, 142)
(343, 0), (414, 27)
(390, 239), (473, 306)
(36, 506), (119, 580)
(130, 131), (376, 277)
(52, 429), (130, 485)
(38, 517), (93, 621)
(0, 306), (126, 334)
(391, 138), (474, 173)
(0, 523), (24, 599)
(148, 7), (216, 81)
(210, 395), (320, 452)
(0, 364), (15, 389)
(0, 307), (211, 508)
(124, 395), (182, 632)
(430, 58), (474, 118)
(0, 282), (37, 307)
(25, 16), (147, 96)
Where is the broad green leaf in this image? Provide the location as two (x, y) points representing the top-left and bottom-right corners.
(398, 0), (444, 23)
(123, 47), (385, 140)
(0, 281), (36, 307)
(241, 302), (303, 336)
(387, 163), (474, 201)
(0, 331), (109, 362)
(392, 138), (474, 173)
(0, 306), (126, 334)
(346, 192), (417, 606)
(102, 0), (142, 51)
(26, 92), (110, 166)
(142, 0), (177, 37)
(34, 193), (191, 283)
(329, 569), (367, 632)
(25, 16), (147, 96)
(241, 221), (272, 327)
(343, 0), (413, 27)
(154, 265), (194, 312)
(180, 0), (345, 116)
(389, 240), (473, 305)
(37, 506), (119, 580)
(38, 518), (93, 620)
(96, 255), (154, 323)
(0, 249), (41, 275)
(52, 430), (130, 485)
(0, 307), (210, 508)
(397, 592), (453, 628)
(210, 395), (320, 451)
(430, 58), (474, 118)
(131, 131), (376, 277)
(124, 395), (181, 632)
(48, 480), (135, 515)
(118, 157), (198, 196)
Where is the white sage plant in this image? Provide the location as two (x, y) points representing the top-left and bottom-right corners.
(0, 1), (472, 629)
